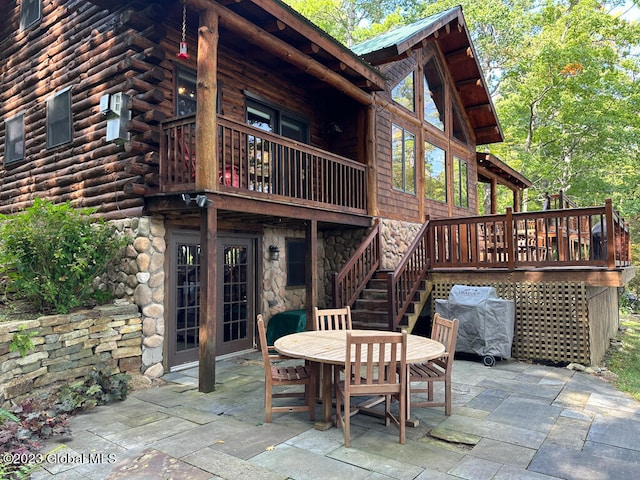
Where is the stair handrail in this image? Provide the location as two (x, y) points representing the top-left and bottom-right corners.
(332, 220), (381, 308)
(387, 220), (431, 331)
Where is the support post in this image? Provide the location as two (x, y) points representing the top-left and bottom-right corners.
(305, 219), (318, 330)
(199, 201), (217, 392)
(196, 9), (218, 191)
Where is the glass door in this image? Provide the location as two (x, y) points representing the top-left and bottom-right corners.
(217, 236), (255, 356)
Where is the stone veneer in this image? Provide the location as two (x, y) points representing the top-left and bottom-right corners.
(100, 216), (166, 379)
(0, 304), (141, 407)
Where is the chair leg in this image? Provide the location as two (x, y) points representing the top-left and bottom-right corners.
(265, 385), (272, 423)
(444, 379), (451, 416)
(344, 393), (351, 448)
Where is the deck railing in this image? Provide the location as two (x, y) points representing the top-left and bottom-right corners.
(429, 199), (631, 269)
(332, 220), (381, 309)
(388, 221), (431, 331)
(160, 115), (367, 213)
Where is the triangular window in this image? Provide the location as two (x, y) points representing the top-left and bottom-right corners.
(423, 58), (445, 131)
(392, 72), (415, 112)
(452, 102), (469, 145)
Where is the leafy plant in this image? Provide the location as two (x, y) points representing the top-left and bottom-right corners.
(9, 325), (38, 357)
(0, 199), (127, 314)
(0, 398), (69, 479)
(55, 366), (131, 414)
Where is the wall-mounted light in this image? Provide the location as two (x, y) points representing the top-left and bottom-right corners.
(181, 193), (212, 208)
(195, 194), (212, 207)
(268, 245), (280, 261)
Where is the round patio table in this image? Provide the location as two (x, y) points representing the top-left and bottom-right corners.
(274, 329), (445, 429)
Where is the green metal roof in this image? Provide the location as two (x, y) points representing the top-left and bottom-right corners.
(351, 7), (459, 57)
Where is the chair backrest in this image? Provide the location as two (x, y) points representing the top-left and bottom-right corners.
(430, 313), (459, 370)
(256, 314), (273, 373)
(345, 330), (407, 396)
(313, 306), (352, 331)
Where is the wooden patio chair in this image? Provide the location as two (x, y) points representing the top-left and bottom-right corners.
(257, 314), (316, 423)
(406, 313), (459, 418)
(335, 330), (407, 447)
(313, 306), (352, 331)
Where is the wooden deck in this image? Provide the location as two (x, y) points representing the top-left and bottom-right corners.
(159, 115), (367, 215)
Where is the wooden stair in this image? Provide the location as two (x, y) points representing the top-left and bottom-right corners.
(351, 273), (433, 332)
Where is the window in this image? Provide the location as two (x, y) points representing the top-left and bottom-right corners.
(424, 142), (446, 203)
(392, 72), (415, 112)
(246, 98), (308, 142)
(47, 88), (72, 148)
(452, 103), (469, 144)
(4, 113), (25, 165)
(286, 238), (305, 287)
(176, 67), (197, 116)
(391, 124), (416, 194)
(423, 59), (445, 131)
(20, 0), (41, 30)
(453, 156), (468, 208)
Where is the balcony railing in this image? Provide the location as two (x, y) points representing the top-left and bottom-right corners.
(160, 115), (367, 213)
(428, 199), (631, 269)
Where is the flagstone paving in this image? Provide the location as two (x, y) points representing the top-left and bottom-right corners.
(32, 352), (639, 480)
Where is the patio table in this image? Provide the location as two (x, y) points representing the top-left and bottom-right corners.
(274, 329), (445, 430)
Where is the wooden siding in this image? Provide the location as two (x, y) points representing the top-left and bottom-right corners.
(373, 45), (479, 224)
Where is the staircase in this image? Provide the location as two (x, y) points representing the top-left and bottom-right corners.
(351, 272), (433, 332)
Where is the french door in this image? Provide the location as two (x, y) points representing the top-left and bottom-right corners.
(167, 231), (256, 368)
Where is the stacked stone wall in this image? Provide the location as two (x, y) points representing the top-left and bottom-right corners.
(0, 304), (141, 407)
(100, 216), (166, 378)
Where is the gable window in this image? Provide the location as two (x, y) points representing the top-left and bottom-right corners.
(453, 156), (468, 208)
(47, 88), (72, 148)
(391, 124), (416, 194)
(423, 58), (445, 131)
(176, 67), (197, 117)
(4, 113), (25, 165)
(392, 72), (415, 112)
(424, 142), (446, 203)
(20, 0), (41, 30)
(286, 238), (305, 287)
(452, 103), (469, 144)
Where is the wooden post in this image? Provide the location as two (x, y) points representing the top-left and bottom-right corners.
(513, 189), (521, 212)
(305, 219), (318, 330)
(605, 198), (615, 268)
(490, 178), (498, 214)
(196, 9), (218, 191)
(366, 103), (378, 216)
(506, 207), (515, 270)
(199, 201), (217, 393)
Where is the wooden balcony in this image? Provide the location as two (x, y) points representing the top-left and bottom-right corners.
(160, 115), (367, 214)
(428, 199), (631, 270)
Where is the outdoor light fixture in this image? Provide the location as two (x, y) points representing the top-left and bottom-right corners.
(195, 194), (212, 207)
(181, 193), (212, 208)
(268, 245), (280, 261)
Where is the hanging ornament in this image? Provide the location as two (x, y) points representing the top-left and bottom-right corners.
(177, 2), (189, 59)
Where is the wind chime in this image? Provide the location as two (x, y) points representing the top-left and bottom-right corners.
(176, 1), (189, 59)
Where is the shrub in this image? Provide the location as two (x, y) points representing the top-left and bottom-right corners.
(0, 199), (126, 314)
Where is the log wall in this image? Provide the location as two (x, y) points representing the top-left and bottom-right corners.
(0, 0), (364, 218)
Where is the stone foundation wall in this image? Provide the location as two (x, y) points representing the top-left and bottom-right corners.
(379, 219), (422, 270)
(99, 216), (166, 378)
(0, 304), (142, 407)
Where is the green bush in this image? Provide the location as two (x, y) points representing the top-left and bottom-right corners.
(0, 199), (126, 314)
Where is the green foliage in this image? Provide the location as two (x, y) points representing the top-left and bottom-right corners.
(0, 199), (126, 314)
(606, 315), (640, 402)
(0, 397), (69, 479)
(9, 325), (37, 358)
(55, 366), (131, 414)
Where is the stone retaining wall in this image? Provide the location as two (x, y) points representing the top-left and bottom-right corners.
(0, 304), (142, 407)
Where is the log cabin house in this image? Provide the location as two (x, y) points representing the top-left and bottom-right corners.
(0, 0), (634, 391)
